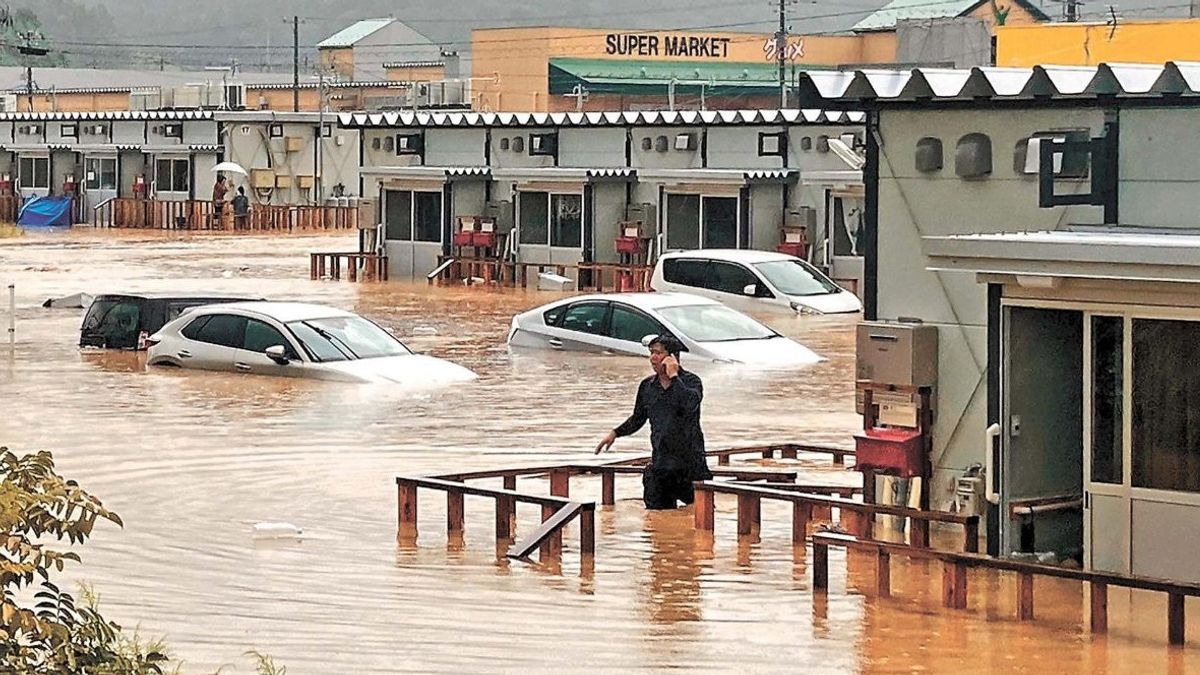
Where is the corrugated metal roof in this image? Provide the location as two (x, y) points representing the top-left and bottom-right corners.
(852, 0), (1050, 31)
(745, 169), (796, 182)
(0, 111), (214, 121)
(338, 109), (865, 129)
(317, 19), (395, 49)
(793, 62), (1200, 105)
(383, 61), (445, 69)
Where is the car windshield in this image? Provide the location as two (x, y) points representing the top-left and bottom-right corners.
(658, 304), (778, 342)
(753, 259), (841, 296)
(286, 316), (411, 362)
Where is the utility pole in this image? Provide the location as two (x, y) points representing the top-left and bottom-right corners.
(776, 0), (787, 108)
(290, 16), (300, 111)
(772, 0), (796, 108)
(17, 32), (48, 113)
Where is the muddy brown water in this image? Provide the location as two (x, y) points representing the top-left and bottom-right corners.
(0, 229), (1196, 673)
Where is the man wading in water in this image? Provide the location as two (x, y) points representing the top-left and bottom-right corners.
(595, 335), (713, 509)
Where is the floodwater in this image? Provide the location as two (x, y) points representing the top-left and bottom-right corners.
(0, 229), (1197, 674)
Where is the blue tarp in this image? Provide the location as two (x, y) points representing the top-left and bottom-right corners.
(18, 196), (73, 227)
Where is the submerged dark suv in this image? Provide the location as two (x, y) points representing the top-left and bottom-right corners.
(79, 293), (263, 350)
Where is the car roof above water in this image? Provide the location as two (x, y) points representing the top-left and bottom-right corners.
(196, 301), (356, 323)
(551, 292), (718, 311)
(658, 248), (795, 264)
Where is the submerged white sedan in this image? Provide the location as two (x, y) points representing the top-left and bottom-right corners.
(507, 292), (820, 367)
(147, 302), (477, 384)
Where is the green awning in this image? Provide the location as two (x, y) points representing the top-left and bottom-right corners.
(548, 57), (829, 96)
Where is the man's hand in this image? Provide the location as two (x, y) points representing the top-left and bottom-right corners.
(663, 355), (680, 379)
(595, 430), (617, 454)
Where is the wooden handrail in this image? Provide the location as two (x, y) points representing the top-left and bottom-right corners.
(693, 480), (979, 552)
(310, 252), (388, 282)
(811, 531), (1200, 645)
(395, 476), (594, 569)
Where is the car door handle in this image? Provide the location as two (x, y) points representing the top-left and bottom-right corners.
(235, 362), (251, 372)
(177, 350), (192, 359)
(548, 338), (563, 349)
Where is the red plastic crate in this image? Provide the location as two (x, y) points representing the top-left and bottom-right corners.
(777, 242), (807, 258)
(452, 231), (474, 247)
(472, 231), (497, 248)
(615, 236), (643, 254)
(853, 427), (924, 477)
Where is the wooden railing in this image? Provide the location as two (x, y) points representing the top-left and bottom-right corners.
(430, 256), (656, 292)
(693, 481), (980, 552)
(310, 252), (388, 281)
(93, 198), (359, 231)
(94, 198), (215, 230)
(396, 476), (595, 566)
(394, 441), (855, 571)
(577, 262), (653, 293)
(812, 531), (1200, 646)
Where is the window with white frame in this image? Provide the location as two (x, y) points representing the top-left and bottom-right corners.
(518, 191), (582, 248)
(18, 156), (49, 190)
(665, 193), (738, 250)
(85, 157), (117, 191)
(155, 158), (189, 193)
(383, 189), (442, 243)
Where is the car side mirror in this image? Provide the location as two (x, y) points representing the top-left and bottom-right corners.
(265, 345), (290, 364)
(742, 283), (757, 297)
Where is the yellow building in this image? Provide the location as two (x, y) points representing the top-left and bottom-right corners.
(997, 19), (1200, 67)
(471, 27), (896, 113)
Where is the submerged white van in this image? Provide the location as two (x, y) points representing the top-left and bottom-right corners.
(650, 249), (862, 315)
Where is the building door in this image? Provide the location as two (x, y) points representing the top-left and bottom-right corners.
(516, 190), (584, 276)
(1083, 313), (1130, 574)
(83, 155), (118, 216)
(1001, 305), (1084, 557)
(382, 188), (443, 280)
(154, 156), (190, 202)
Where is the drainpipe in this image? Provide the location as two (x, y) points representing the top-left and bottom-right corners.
(668, 78), (677, 112)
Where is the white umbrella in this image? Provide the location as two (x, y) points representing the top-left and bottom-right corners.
(211, 161), (248, 176)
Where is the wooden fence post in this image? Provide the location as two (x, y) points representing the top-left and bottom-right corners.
(737, 494), (760, 536)
(792, 502), (811, 546)
(398, 482), (418, 539)
(1168, 593), (1186, 646)
(1017, 571), (1034, 620)
(694, 485), (715, 531)
(1090, 582), (1108, 634)
(549, 469), (570, 498)
(942, 561), (968, 609)
(813, 541), (829, 589)
(539, 504), (562, 561)
(495, 496), (514, 540)
(601, 470), (615, 506)
(580, 507), (595, 557)
(876, 549), (891, 597)
(447, 491), (465, 535)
